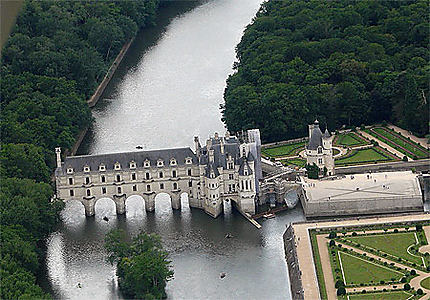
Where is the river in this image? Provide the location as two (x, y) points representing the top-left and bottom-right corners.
(43, 1), (306, 299)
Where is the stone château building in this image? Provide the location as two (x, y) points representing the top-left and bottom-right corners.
(55, 130), (262, 218)
(304, 120), (334, 176)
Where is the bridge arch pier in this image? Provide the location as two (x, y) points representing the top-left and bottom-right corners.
(81, 198), (96, 217)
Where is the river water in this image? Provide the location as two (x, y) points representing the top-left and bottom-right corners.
(44, 1), (306, 299)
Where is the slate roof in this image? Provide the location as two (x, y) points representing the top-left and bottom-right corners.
(307, 126), (323, 150)
(60, 147), (197, 174)
(323, 128), (331, 138)
(238, 158), (253, 176)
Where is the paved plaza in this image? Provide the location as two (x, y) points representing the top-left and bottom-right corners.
(302, 171), (421, 202)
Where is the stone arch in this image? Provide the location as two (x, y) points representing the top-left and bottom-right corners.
(125, 194), (145, 216)
(154, 192), (182, 212)
(94, 197), (116, 217)
(63, 199), (86, 217)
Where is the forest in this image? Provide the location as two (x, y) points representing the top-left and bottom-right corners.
(0, 1), (161, 298)
(222, 0), (429, 143)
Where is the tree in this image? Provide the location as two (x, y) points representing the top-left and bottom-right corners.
(306, 163), (319, 179)
(336, 286), (346, 296)
(105, 229), (174, 299)
(403, 283), (411, 291)
(0, 143), (50, 183)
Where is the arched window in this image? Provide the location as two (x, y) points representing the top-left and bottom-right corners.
(159, 171), (163, 178)
(172, 170), (177, 178)
(85, 177), (90, 184)
(188, 169), (192, 176)
(69, 189), (74, 196)
(146, 184), (151, 192)
(145, 172), (150, 180)
(101, 175), (106, 183)
(86, 189), (91, 196)
(173, 182), (178, 190)
(68, 178), (73, 185)
(318, 147), (322, 154)
(131, 173), (136, 180)
(102, 187), (106, 194)
(118, 187), (122, 194)
(116, 174), (121, 182)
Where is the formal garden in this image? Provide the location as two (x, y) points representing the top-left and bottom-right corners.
(364, 127), (429, 160)
(261, 124), (428, 169)
(334, 132), (370, 147)
(261, 141), (305, 158)
(334, 147), (399, 166)
(310, 222), (430, 300)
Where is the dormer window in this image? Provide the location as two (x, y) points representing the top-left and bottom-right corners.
(130, 161), (136, 169)
(210, 172), (215, 179)
(84, 165), (90, 173)
(67, 167), (74, 174)
(185, 157), (192, 164)
(170, 158), (177, 166)
(144, 159), (150, 168)
(114, 162), (121, 170)
(157, 159), (164, 167)
(244, 167), (248, 176)
(99, 164), (106, 172)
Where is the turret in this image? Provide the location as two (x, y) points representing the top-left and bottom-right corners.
(55, 147), (62, 168)
(308, 119), (319, 139)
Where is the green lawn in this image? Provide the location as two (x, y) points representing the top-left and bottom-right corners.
(281, 158), (306, 167)
(421, 276), (430, 289)
(346, 232), (424, 266)
(368, 127), (429, 159)
(335, 147), (395, 166)
(262, 142), (305, 157)
(335, 132), (368, 147)
(348, 291), (413, 300)
(339, 251), (403, 285)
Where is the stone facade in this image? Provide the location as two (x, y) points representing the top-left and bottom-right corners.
(304, 120), (334, 176)
(55, 130), (262, 218)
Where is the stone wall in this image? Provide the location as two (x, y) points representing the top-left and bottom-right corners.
(283, 225), (304, 300)
(302, 195), (423, 218)
(335, 159), (430, 175)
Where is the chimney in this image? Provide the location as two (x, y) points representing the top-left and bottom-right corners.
(55, 147), (62, 168)
(220, 138), (225, 154)
(194, 136), (200, 157)
(206, 137), (212, 151)
(209, 149), (214, 163)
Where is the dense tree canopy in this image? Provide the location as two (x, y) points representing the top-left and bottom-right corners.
(222, 0), (429, 142)
(1, 1), (163, 297)
(105, 229), (174, 299)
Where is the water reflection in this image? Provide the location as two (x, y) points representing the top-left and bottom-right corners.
(44, 0), (308, 299)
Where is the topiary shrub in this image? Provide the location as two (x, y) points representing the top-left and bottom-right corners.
(352, 232), (357, 236)
(417, 288), (423, 295)
(402, 156), (408, 162)
(410, 269), (416, 275)
(416, 224), (423, 231)
(335, 280), (345, 288)
(404, 283), (411, 291)
(328, 231), (337, 239)
(336, 287), (346, 296)
(329, 240), (335, 247)
(401, 277), (407, 283)
(394, 229), (399, 233)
